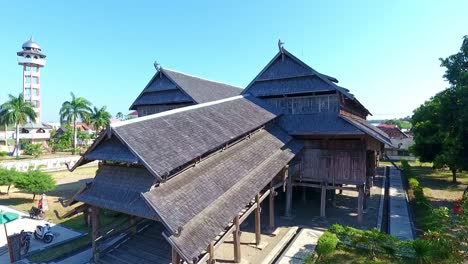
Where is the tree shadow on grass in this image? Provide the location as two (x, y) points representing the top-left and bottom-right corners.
(0, 197), (31, 206)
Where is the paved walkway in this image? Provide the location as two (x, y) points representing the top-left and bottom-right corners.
(388, 167), (414, 240)
(276, 228), (323, 264)
(0, 206), (82, 263)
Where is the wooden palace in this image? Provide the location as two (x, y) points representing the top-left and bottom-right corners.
(63, 44), (391, 264)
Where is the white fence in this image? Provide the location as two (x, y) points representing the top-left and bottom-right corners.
(0, 156), (97, 172)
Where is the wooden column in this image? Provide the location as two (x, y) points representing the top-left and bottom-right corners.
(207, 242), (215, 264)
(91, 206), (100, 262)
(255, 194), (261, 246)
(268, 182), (275, 232)
(233, 215), (241, 263)
(320, 183), (327, 217)
(284, 166), (292, 217)
(172, 247), (181, 264)
(357, 185), (364, 225)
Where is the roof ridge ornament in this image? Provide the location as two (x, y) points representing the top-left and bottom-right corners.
(153, 61), (161, 71)
(278, 39), (285, 61)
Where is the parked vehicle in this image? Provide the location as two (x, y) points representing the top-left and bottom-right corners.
(20, 230), (32, 255)
(29, 206), (45, 220)
(34, 224), (54, 244)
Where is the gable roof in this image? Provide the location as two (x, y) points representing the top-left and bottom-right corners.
(242, 48), (370, 115)
(376, 125), (409, 139)
(74, 95), (281, 181)
(340, 115), (393, 146)
(130, 68), (242, 110)
(142, 126), (302, 262)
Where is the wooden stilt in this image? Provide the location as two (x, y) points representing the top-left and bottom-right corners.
(331, 188), (337, 207)
(320, 183), (327, 217)
(302, 186), (307, 202)
(233, 216), (241, 263)
(208, 242), (215, 264)
(172, 247), (181, 264)
(284, 166), (292, 217)
(91, 206), (100, 262)
(358, 185), (364, 225)
(269, 182), (275, 232)
(255, 194), (261, 246)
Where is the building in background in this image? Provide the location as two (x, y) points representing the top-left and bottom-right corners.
(377, 123), (415, 161)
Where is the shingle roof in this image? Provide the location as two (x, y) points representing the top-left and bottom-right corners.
(242, 49), (370, 115)
(279, 113), (364, 136)
(84, 136), (138, 164)
(76, 165), (159, 219)
(142, 126), (302, 262)
(376, 125), (409, 139)
(76, 96), (280, 181)
(340, 115), (393, 146)
(130, 68), (242, 110)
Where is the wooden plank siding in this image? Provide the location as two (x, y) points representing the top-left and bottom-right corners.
(136, 103), (193, 117)
(263, 94), (339, 115)
(299, 139), (367, 185)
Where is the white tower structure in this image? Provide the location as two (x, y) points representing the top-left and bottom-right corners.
(17, 37), (46, 124)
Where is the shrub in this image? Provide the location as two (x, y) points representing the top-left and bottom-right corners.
(400, 158), (409, 168)
(316, 231), (338, 260)
(23, 142), (43, 157)
(408, 178), (419, 190)
(412, 239), (434, 264)
(0, 151), (8, 157)
(14, 170), (56, 200)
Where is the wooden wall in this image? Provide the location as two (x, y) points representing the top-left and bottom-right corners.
(137, 103), (193, 117)
(299, 138), (367, 185)
(263, 94), (339, 114)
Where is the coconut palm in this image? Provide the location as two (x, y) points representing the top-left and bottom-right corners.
(88, 106), (111, 135)
(59, 92), (92, 151)
(0, 94), (37, 158)
(0, 110), (8, 147)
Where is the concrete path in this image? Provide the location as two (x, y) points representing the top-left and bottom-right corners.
(388, 167), (414, 240)
(0, 205), (82, 263)
(276, 228), (323, 264)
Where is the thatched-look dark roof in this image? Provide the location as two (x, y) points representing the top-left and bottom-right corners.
(242, 48), (370, 115)
(84, 136), (138, 164)
(340, 115), (393, 146)
(279, 113), (364, 136)
(142, 126), (302, 262)
(130, 68), (242, 110)
(77, 165), (159, 219)
(112, 96), (280, 180)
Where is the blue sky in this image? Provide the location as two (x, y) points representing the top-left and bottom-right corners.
(0, 1), (467, 122)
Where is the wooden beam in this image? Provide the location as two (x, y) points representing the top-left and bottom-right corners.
(91, 206), (100, 262)
(233, 216), (241, 263)
(320, 183), (326, 217)
(129, 215), (137, 235)
(207, 242), (215, 264)
(358, 185), (364, 225)
(255, 194), (261, 246)
(269, 182), (275, 232)
(172, 246), (181, 264)
(294, 182), (360, 192)
(284, 166), (292, 217)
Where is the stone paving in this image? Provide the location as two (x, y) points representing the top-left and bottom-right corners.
(0, 205), (82, 263)
(388, 167), (414, 240)
(276, 228), (324, 264)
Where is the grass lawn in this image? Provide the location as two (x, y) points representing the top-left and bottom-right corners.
(304, 245), (406, 264)
(0, 166), (97, 232)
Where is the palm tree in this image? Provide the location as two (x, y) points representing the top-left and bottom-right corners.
(59, 92), (92, 151)
(88, 106), (111, 135)
(0, 94), (37, 158)
(0, 110), (8, 147)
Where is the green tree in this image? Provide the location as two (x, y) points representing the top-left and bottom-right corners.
(412, 36), (468, 182)
(14, 169), (56, 201)
(59, 92), (92, 152)
(23, 141), (43, 158)
(115, 112), (124, 121)
(87, 106), (111, 135)
(0, 168), (20, 194)
(0, 94), (37, 159)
